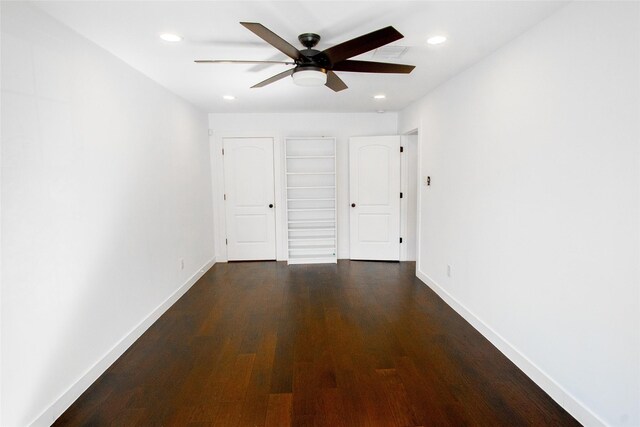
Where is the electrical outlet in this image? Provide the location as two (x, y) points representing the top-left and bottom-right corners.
(180, 259), (184, 270)
(423, 176), (431, 187)
(447, 264), (451, 277)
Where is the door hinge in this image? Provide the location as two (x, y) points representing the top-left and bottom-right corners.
(400, 237), (403, 243)
(400, 192), (403, 198)
(225, 238), (228, 245)
(224, 194), (226, 201)
(222, 148), (225, 155)
(400, 146), (404, 153)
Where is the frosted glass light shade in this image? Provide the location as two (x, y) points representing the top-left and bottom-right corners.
(292, 69), (327, 86)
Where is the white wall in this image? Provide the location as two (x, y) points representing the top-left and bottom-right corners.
(208, 112), (398, 260)
(399, 2), (639, 426)
(1, 3), (215, 426)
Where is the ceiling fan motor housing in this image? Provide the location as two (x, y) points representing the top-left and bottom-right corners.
(298, 49), (332, 69)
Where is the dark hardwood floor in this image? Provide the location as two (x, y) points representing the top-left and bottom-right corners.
(54, 261), (580, 426)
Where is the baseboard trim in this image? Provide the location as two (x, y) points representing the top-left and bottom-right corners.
(415, 268), (607, 427)
(30, 257), (216, 427)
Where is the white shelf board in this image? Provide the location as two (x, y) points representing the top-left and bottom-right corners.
(287, 208), (335, 212)
(289, 236), (335, 241)
(290, 246), (336, 252)
(288, 252), (336, 258)
(287, 198), (334, 202)
(289, 219), (336, 224)
(288, 258), (338, 265)
(286, 186), (335, 190)
(286, 172), (335, 175)
(289, 228), (335, 233)
(289, 245), (336, 251)
(286, 155), (335, 159)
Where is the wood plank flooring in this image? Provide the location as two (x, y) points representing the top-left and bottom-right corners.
(54, 261), (580, 426)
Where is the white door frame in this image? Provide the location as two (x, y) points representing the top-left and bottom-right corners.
(400, 135), (409, 262)
(402, 127), (422, 272)
(400, 132), (419, 262)
(210, 131), (286, 262)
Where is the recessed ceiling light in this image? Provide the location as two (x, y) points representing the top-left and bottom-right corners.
(427, 35), (447, 45)
(222, 95), (235, 101)
(160, 33), (182, 42)
(373, 94), (386, 100)
(377, 110), (385, 114)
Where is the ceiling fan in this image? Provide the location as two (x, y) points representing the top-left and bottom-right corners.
(195, 22), (415, 92)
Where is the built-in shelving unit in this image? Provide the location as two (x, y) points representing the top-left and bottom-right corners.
(285, 137), (337, 264)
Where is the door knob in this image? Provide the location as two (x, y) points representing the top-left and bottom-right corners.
(269, 204), (274, 208)
(351, 203), (356, 208)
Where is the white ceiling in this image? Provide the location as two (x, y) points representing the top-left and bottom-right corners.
(34, 1), (568, 113)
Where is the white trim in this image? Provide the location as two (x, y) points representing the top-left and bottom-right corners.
(0, 35), (3, 420)
(414, 268), (607, 427)
(273, 133), (287, 261)
(400, 136), (409, 261)
(29, 257), (216, 427)
(402, 126), (421, 269)
(208, 131), (220, 261)
(210, 133), (227, 262)
(415, 124), (422, 273)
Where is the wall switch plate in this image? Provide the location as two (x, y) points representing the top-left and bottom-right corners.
(447, 264), (451, 277)
(180, 259), (184, 270)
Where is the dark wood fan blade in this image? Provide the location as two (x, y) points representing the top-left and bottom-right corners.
(325, 70), (348, 92)
(240, 22), (303, 61)
(251, 68), (295, 88)
(332, 60), (415, 73)
(322, 26), (403, 64)
(195, 59), (295, 65)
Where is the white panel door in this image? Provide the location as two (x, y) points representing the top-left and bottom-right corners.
(349, 136), (401, 261)
(223, 137), (276, 260)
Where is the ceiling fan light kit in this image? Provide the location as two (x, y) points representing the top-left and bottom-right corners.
(292, 67), (327, 87)
(195, 22), (415, 92)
